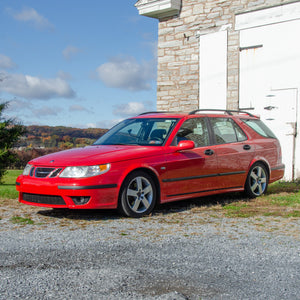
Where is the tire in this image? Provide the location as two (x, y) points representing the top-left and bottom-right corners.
(245, 163), (269, 198)
(118, 171), (157, 218)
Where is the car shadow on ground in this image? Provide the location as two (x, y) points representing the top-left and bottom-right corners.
(158, 192), (248, 214)
(37, 192), (249, 221)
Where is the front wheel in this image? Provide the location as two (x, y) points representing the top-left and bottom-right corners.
(245, 163), (269, 198)
(118, 171), (157, 218)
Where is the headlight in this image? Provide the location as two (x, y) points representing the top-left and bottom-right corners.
(23, 164), (32, 176)
(59, 164), (110, 178)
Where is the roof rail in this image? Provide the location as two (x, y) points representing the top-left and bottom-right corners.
(189, 109), (255, 117)
(139, 111), (186, 116)
(138, 111), (169, 115)
(227, 110), (256, 117)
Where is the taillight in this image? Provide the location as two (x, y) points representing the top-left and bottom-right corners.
(278, 142), (283, 164)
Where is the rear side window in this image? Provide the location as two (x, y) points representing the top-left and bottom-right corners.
(242, 119), (277, 139)
(210, 118), (247, 144)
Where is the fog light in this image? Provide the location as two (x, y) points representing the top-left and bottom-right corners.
(71, 196), (90, 205)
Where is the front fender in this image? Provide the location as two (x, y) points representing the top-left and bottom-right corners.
(112, 157), (164, 201)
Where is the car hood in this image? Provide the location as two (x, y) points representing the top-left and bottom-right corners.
(30, 145), (165, 167)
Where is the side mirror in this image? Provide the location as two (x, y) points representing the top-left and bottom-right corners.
(176, 140), (195, 151)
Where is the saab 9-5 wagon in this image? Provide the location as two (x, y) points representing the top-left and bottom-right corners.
(16, 110), (285, 217)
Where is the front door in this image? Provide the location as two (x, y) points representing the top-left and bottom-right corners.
(161, 117), (219, 202)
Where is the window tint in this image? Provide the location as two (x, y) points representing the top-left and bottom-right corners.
(174, 118), (210, 147)
(210, 118), (247, 144)
(242, 119), (277, 139)
(94, 118), (177, 146)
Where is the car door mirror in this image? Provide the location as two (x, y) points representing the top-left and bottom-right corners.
(176, 140), (195, 151)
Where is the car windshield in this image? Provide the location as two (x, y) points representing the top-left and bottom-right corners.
(93, 118), (178, 146)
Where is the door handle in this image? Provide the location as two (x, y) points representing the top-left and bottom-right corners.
(204, 149), (214, 156)
(243, 144), (251, 150)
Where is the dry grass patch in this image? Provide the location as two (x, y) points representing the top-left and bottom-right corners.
(220, 181), (300, 218)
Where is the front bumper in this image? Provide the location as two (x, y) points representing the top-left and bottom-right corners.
(16, 175), (119, 209)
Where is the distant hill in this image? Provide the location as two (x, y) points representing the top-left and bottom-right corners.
(16, 125), (108, 149)
(11, 125), (109, 169)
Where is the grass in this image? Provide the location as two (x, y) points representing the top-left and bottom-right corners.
(10, 216), (35, 225)
(222, 180), (300, 218)
(0, 170), (22, 200)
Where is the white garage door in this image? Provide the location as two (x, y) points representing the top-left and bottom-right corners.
(239, 20), (300, 180)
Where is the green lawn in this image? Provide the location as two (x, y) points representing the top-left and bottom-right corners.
(0, 170), (23, 200)
(222, 180), (300, 218)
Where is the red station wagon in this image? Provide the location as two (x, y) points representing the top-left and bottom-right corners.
(16, 110), (285, 217)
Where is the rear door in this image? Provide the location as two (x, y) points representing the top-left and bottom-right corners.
(208, 117), (255, 189)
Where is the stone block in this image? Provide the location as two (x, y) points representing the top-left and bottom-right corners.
(193, 4), (204, 14)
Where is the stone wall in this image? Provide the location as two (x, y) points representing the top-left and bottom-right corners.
(157, 0), (294, 112)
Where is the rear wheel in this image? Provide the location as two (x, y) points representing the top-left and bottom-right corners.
(118, 171), (157, 218)
(245, 163), (268, 198)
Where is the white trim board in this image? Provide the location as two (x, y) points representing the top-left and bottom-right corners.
(235, 2), (300, 30)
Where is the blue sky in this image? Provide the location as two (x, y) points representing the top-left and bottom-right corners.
(0, 0), (158, 128)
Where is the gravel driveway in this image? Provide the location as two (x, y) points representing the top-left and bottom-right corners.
(0, 199), (300, 299)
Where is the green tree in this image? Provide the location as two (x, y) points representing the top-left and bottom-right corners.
(0, 102), (26, 182)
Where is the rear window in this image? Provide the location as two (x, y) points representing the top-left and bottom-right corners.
(242, 119), (277, 139)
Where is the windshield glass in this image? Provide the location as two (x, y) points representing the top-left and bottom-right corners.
(94, 118), (178, 146)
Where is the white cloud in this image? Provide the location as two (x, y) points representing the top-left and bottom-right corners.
(113, 101), (154, 117)
(32, 106), (60, 118)
(96, 119), (122, 129)
(0, 72), (76, 100)
(57, 70), (73, 80)
(5, 98), (33, 112)
(72, 120), (117, 129)
(0, 54), (15, 70)
(86, 123), (97, 128)
(69, 104), (90, 112)
(10, 7), (54, 30)
(4, 99), (64, 123)
(62, 46), (81, 60)
(96, 56), (156, 91)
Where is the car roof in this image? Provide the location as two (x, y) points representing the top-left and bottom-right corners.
(134, 109), (259, 120)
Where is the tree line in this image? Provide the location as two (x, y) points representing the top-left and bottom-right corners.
(0, 102), (108, 180)
(17, 125), (108, 149)
(11, 126), (108, 169)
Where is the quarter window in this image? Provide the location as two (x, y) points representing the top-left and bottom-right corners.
(241, 119), (277, 139)
(210, 118), (247, 144)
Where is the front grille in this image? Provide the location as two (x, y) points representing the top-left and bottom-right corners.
(30, 167), (62, 178)
(35, 167), (55, 178)
(50, 168), (62, 178)
(23, 193), (66, 205)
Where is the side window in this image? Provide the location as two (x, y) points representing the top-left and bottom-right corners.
(174, 118), (210, 147)
(148, 121), (169, 144)
(210, 118), (247, 144)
